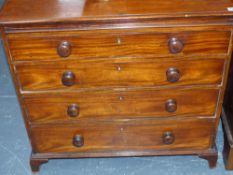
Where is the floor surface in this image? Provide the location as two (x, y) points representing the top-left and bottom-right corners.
(1, 0), (233, 174)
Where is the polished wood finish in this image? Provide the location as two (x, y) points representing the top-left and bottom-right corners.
(15, 59), (224, 91)
(1, 0), (233, 25)
(7, 30), (230, 61)
(30, 118), (213, 153)
(24, 88), (219, 123)
(30, 154), (48, 173)
(199, 146), (218, 169)
(1, 0), (233, 172)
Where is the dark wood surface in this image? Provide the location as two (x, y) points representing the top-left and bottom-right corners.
(15, 59), (224, 91)
(30, 154), (48, 173)
(1, 0), (233, 172)
(7, 30), (230, 61)
(30, 118), (214, 153)
(1, 0), (233, 25)
(23, 88), (219, 123)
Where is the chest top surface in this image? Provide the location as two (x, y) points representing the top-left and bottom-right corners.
(1, 0), (233, 25)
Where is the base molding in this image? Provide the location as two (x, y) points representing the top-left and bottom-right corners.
(30, 147), (218, 172)
(199, 148), (218, 169)
(30, 154), (49, 173)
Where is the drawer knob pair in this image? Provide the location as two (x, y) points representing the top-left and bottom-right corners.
(73, 135), (84, 147)
(168, 37), (184, 54)
(67, 104), (80, 118)
(163, 132), (175, 145)
(73, 133), (174, 147)
(62, 69), (180, 86)
(57, 38), (183, 57)
(57, 41), (72, 57)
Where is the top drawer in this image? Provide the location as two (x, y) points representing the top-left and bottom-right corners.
(7, 30), (230, 61)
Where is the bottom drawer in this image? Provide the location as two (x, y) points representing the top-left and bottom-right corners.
(31, 118), (214, 153)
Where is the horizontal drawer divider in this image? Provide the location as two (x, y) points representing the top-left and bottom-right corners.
(20, 84), (222, 95)
(28, 115), (217, 127)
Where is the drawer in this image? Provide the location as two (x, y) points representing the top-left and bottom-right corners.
(30, 118), (214, 153)
(16, 59), (224, 91)
(24, 88), (219, 123)
(8, 30), (230, 61)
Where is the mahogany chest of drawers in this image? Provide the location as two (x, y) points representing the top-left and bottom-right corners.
(1, 0), (233, 172)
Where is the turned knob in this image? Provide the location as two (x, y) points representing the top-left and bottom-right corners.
(57, 41), (72, 57)
(67, 104), (80, 118)
(166, 68), (180, 83)
(168, 37), (184, 54)
(165, 99), (177, 113)
(73, 135), (84, 147)
(162, 132), (175, 145)
(62, 71), (76, 86)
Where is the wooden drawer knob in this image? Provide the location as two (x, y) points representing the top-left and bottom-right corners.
(163, 132), (175, 145)
(67, 104), (80, 118)
(73, 135), (84, 147)
(62, 71), (76, 86)
(168, 37), (184, 53)
(166, 68), (180, 83)
(165, 99), (177, 113)
(57, 41), (72, 57)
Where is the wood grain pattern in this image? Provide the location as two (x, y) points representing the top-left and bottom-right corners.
(1, 0), (233, 25)
(1, 0), (232, 171)
(4, 19), (233, 32)
(24, 88), (219, 123)
(30, 118), (214, 153)
(16, 59), (225, 91)
(7, 30), (230, 61)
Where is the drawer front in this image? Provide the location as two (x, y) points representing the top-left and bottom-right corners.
(16, 59), (224, 91)
(24, 88), (219, 123)
(31, 118), (214, 153)
(8, 30), (230, 61)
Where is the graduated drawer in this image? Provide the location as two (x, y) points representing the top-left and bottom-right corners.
(24, 88), (219, 123)
(8, 30), (230, 61)
(16, 59), (224, 91)
(30, 118), (214, 153)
